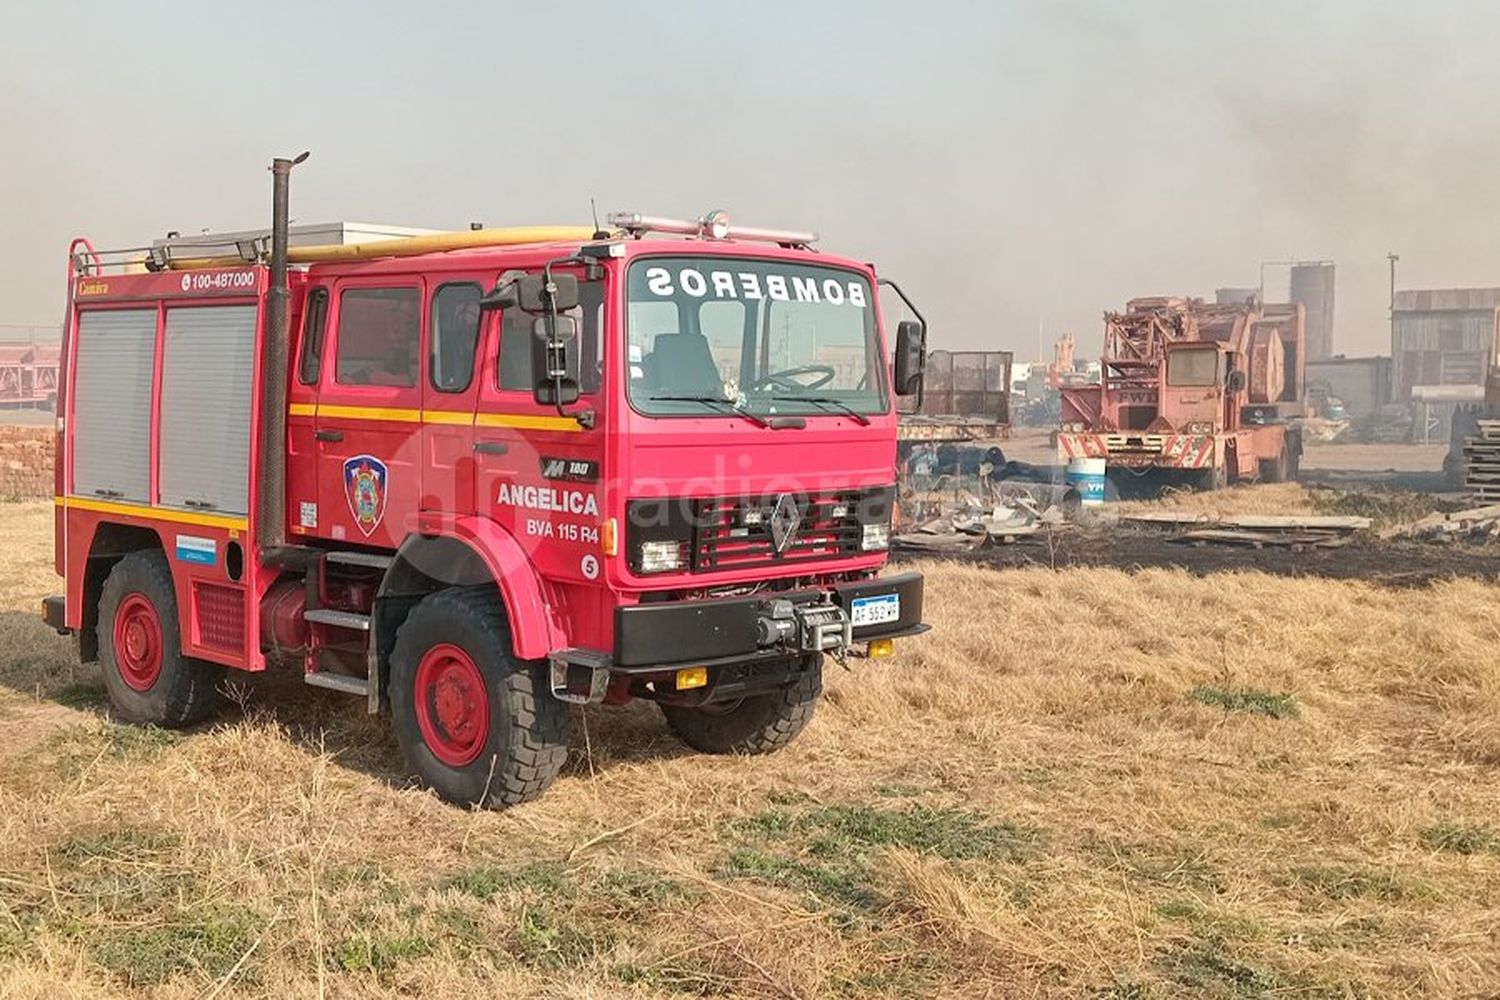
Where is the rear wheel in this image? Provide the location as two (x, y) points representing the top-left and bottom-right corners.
(660, 657), (822, 754)
(390, 587), (570, 808)
(97, 551), (223, 726)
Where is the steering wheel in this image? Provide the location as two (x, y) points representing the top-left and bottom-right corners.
(746, 364), (837, 392)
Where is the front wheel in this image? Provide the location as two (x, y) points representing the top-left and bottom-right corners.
(1195, 464), (1229, 492)
(1259, 444), (1289, 483)
(660, 657), (822, 754)
(389, 587), (571, 808)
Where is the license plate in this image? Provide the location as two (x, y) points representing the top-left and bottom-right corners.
(850, 593), (900, 627)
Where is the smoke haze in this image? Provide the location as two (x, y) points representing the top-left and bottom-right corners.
(3, 1), (1497, 359)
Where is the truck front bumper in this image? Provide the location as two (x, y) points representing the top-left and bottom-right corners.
(549, 572), (928, 704)
(1057, 432), (1217, 469)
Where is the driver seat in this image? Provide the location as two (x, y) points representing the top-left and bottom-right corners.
(647, 332), (721, 395)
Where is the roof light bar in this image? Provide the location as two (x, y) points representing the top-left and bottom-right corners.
(606, 211), (818, 246)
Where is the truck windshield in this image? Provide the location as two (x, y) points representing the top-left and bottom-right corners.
(625, 256), (889, 418)
(1166, 347), (1220, 387)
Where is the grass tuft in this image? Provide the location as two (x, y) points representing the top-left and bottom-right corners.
(444, 860), (572, 901)
(1420, 821), (1500, 856)
(89, 909), (259, 987)
(1288, 864), (1433, 903)
(1188, 685), (1298, 719)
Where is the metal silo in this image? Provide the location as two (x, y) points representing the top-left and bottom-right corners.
(1289, 262), (1336, 361)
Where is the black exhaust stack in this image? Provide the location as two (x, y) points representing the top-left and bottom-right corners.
(257, 152), (309, 555)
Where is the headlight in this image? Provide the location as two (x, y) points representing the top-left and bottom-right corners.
(638, 540), (684, 573)
(861, 523), (890, 551)
(1185, 421), (1214, 435)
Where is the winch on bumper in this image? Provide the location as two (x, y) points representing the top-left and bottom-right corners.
(549, 572), (927, 705)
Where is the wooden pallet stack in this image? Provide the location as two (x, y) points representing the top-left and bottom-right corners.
(1463, 419), (1500, 501)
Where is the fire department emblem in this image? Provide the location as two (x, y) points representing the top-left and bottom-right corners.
(343, 455), (389, 537)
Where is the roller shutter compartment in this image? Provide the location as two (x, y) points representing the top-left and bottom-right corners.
(159, 305), (257, 515)
(72, 309), (157, 502)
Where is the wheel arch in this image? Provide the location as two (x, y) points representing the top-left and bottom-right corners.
(78, 522), (166, 663)
(371, 519), (560, 708)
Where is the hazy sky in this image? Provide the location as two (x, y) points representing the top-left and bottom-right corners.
(3, 1), (1498, 359)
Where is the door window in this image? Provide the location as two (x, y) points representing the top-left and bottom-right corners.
(429, 283), (482, 393)
(335, 287), (420, 387)
(297, 287), (329, 385)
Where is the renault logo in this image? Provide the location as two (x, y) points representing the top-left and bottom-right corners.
(768, 493), (801, 555)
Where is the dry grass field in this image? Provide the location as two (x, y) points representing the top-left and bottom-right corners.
(2, 498), (1500, 998)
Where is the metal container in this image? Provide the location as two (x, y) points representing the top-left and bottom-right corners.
(913, 350), (1013, 425)
(1289, 263), (1336, 361)
(1215, 287), (1260, 306)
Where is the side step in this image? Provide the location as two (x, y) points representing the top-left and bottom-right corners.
(549, 648), (613, 705)
(303, 608), (371, 632)
(304, 672), (369, 696)
(325, 550), (395, 570)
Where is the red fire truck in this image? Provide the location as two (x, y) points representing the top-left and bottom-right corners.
(44, 158), (929, 808)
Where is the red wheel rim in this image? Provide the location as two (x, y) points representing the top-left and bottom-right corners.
(113, 593), (163, 692)
(414, 643), (490, 767)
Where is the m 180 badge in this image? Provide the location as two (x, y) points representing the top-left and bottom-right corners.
(343, 455), (389, 536)
(540, 456), (599, 482)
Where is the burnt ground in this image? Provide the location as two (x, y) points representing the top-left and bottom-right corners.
(893, 525), (1500, 588)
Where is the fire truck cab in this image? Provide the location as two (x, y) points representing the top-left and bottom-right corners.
(45, 173), (929, 808)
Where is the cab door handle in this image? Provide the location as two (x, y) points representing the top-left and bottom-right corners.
(315, 429), (343, 442)
(474, 440), (509, 455)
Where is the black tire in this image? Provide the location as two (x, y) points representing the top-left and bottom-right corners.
(389, 587), (570, 808)
(1259, 444), (1289, 484)
(97, 550), (223, 726)
(660, 657), (822, 755)
(1195, 464), (1228, 492)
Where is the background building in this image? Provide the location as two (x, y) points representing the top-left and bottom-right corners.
(1390, 288), (1500, 400)
(1305, 355), (1390, 418)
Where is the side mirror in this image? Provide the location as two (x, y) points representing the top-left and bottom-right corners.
(1226, 370), (1247, 392)
(480, 272), (580, 313)
(479, 270), (525, 311)
(533, 314), (581, 405)
(893, 320), (925, 396)
(520, 273), (578, 312)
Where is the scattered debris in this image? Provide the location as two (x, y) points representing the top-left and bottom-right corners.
(1389, 503), (1500, 543)
(1121, 512), (1372, 532)
(1119, 510), (1371, 550)
(894, 481), (1066, 551)
(1176, 528), (1352, 550)
(1300, 416), (1351, 443)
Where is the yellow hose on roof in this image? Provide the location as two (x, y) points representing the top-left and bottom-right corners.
(168, 225), (603, 269)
